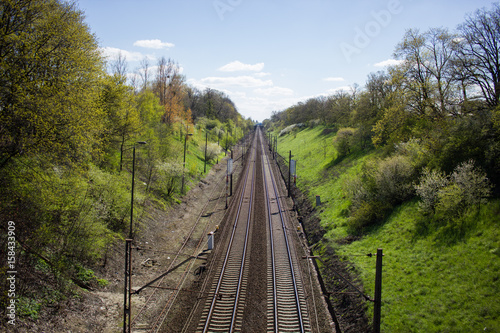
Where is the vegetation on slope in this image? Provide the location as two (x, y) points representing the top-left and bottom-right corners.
(266, 4), (500, 331)
(273, 125), (500, 332)
(0, 0), (254, 325)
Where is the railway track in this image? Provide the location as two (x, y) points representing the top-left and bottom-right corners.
(196, 133), (257, 332)
(130, 143), (246, 332)
(260, 131), (311, 333)
(193, 127), (312, 332)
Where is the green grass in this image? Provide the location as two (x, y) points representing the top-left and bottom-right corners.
(175, 127), (229, 192)
(275, 125), (500, 332)
(276, 126), (378, 240)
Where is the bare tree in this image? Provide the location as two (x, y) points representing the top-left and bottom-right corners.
(458, 3), (500, 107)
(111, 52), (127, 78)
(139, 58), (150, 92)
(394, 28), (461, 117)
(154, 57), (175, 105)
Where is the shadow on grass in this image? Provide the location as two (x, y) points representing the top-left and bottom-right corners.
(411, 211), (480, 246)
(324, 147), (375, 171)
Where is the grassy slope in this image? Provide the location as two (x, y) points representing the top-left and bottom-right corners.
(180, 128), (228, 191)
(276, 126), (500, 332)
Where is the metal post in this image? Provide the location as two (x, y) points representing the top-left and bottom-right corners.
(181, 134), (191, 194)
(127, 239), (132, 333)
(230, 150), (233, 197)
(129, 146), (136, 238)
(123, 142), (144, 333)
(274, 136), (277, 159)
(272, 136), (275, 159)
(225, 174), (228, 209)
(373, 248), (383, 333)
(217, 131), (220, 164)
(288, 150), (291, 197)
(204, 131), (208, 173)
(123, 239), (130, 333)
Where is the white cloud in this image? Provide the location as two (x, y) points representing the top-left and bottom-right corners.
(100, 47), (150, 62)
(323, 77), (345, 82)
(219, 61), (265, 72)
(253, 72), (271, 77)
(254, 86), (294, 96)
(374, 59), (404, 67)
(326, 86), (351, 94)
(198, 76), (273, 88)
(133, 39), (175, 49)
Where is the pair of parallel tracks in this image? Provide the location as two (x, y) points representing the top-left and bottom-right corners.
(196, 128), (310, 332)
(197, 132), (257, 332)
(261, 132), (310, 333)
(130, 146), (241, 332)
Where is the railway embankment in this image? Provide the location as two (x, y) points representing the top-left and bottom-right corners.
(270, 124), (500, 332)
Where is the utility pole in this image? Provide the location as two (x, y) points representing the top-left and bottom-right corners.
(288, 150), (292, 197)
(373, 248), (383, 333)
(272, 136), (275, 159)
(275, 136), (278, 158)
(123, 141), (146, 333)
(230, 149), (233, 196)
(204, 131), (208, 173)
(181, 133), (192, 194)
(226, 130), (229, 156)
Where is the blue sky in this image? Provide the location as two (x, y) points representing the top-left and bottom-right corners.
(77, 0), (498, 121)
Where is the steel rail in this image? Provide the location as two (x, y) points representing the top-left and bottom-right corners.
(149, 148), (249, 333)
(201, 136), (257, 333)
(259, 128), (305, 333)
(130, 151), (231, 332)
(261, 134), (279, 333)
(181, 139), (254, 333)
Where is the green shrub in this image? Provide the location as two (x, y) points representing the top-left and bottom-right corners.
(450, 160), (492, 208)
(347, 200), (391, 234)
(333, 127), (357, 157)
(374, 155), (415, 205)
(153, 160), (183, 199)
(395, 138), (430, 168)
(415, 160), (492, 220)
(17, 297), (41, 320)
(342, 175), (370, 210)
(344, 154), (416, 234)
(205, 142), (222, 162)
(414, 168), (449, 214)
(435, 184), (466, 219)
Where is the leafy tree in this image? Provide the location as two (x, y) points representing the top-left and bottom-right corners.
(136, 89), (163, 127)
(0, 0), (105, 168)
(99, 74), (141, 171)
(162, 72), (186, 126)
